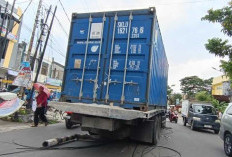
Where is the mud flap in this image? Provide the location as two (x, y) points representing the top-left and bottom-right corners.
(130, 119), (155, 144)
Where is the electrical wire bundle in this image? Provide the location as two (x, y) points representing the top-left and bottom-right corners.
(0, 135), (111, 157)
(131, 127), (182, 157)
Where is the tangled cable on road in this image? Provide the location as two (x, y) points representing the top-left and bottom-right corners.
(131, 126), (182, 157)
(0, 139), (111, 157)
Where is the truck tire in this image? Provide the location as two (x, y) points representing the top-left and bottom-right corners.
(161, 115), (166, 128)
(158, 116), (161, 138)
(65, 119), (73, 129)
(224, 133), (232, 157)
(183, 117), (187, 126)
(152, 117), (161, 145)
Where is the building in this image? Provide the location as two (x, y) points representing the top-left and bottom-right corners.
(212, 75), (231, 102)
(28, 54), (64, 91)
(0, 0), (64, 90)
(0, 0), (22, 88)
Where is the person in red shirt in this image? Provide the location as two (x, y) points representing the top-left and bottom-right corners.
(32, 86), (48, 127)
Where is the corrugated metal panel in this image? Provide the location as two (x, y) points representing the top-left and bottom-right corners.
(62, 8), (168, 109)
(148, 15), (168, 107)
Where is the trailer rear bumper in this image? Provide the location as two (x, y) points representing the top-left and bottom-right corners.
(49, 101), (165, 121)
(49, 101), (166, 144)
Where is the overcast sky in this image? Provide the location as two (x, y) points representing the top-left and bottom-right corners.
(6, 0), (230, 92)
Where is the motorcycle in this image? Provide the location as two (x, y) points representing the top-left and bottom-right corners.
(169, 111), (178, 123)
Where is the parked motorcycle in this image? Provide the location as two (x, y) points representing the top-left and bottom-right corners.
(169, 111), (178, 123)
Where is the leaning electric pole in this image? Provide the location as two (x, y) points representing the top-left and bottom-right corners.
(26, 0), (43, 61)
(34, 6), (57, 83)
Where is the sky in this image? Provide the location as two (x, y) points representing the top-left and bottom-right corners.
(5, 0), (231, 92)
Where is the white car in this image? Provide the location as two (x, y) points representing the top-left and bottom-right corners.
(219, 103), (232, 157)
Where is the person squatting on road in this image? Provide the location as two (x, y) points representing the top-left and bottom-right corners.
(32, 86), (48, 127)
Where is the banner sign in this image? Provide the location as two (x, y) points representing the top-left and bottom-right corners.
(0, 27), (18, 42)
(8, 69), (19, 76)
(12, 62), (32, 88)
(45, 78), (62, 87)
(0, 98), (24, 118)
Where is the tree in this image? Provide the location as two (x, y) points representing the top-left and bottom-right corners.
(180, 76), (212, 98)
(202, 2), (232, 79)
(195, 91), (211, 101)
(195, 91), (228, 112)
(167, 85), (173, 97)
(211, 99), (228, 113)
(169, 93), (182, 105)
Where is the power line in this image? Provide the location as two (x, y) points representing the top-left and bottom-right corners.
(16, 0), (31, 5)
(41, 2), (69, 38)
(50, 33), (66, 49)
(54, 15), (69, 37)
(153, 0), (220, 6)
(3, 0), (33, 37)
(47, 43), (65, 58)
(58, 0), (71, 23)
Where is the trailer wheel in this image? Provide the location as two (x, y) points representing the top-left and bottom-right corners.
(161, 115), (166, 128)
(65, 119), (73, 129)
(158, 116), (162, 138)
(152, 117), (161, 145)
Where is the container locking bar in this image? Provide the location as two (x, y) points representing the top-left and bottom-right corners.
(125, 81), (138, 85)
(105, 13), (118, 102)
(79, 15), (92, 100)
(93, 14), (106, 102)
(121, 12), (133, 104)
(109, 80), (121, 84)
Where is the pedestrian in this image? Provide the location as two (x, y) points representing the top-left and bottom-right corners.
(31, 86), (48, 127)
(218, 110), (222, 120)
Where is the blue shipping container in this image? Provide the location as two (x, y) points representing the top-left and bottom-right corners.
(62, 8), (168, 109)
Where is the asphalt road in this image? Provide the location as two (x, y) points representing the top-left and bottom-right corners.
(0, 119), (226, 157)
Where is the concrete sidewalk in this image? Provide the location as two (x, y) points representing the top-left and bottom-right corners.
(0, 109), (64, 133)
(0, 119), (31, 133)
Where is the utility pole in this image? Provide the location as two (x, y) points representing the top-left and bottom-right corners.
(34, 6), (57, 83)
(0, 2), (8, 41)
(0, 4), (7, 63)
(0, 0), (16, 59)
(31, 6), (51, 72)
(27, 6), (57, 109)
(0, 1), (14, 62)
(26, 0), (43, 61)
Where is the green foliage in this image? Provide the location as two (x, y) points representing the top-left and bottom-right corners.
(211, 99), (228, 113)
(205, 38), (232, 59)
(18, 109), (27, 115)
(220, 60), (232, 79)
(48, 119), (59, 124)
(169, 93), (182, 105)
(195, 91), (229, 112)
(202, 1), (232, 80)
(202, 3), (232, 37)
(167, 85), (173, 96)
(180, 76), (212, 98)
(195, 91), (212, 101)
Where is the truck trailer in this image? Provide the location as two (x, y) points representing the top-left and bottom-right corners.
(49, 7), (168, 144)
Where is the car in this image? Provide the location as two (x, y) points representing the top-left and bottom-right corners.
(182, 100), (220, 134)
(219, 103), (232, 157)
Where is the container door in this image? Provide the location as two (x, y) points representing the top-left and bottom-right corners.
(102, 13), (153, 106)
(63, 14), (109, 102)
